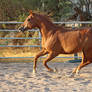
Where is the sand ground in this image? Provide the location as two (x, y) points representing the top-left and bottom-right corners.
(0, 61), (92, 92)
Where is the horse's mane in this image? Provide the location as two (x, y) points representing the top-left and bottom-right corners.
(33, 11), (54, 24)
(42, 14), (53, 23)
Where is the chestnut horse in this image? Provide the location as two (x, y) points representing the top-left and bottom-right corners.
(19, 11), (92, 75)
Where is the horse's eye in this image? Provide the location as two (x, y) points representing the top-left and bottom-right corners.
(27, 19), (30, 22)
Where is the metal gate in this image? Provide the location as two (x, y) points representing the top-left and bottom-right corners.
(0, 21), (92, 60)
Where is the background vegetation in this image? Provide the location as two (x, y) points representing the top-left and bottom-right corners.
(0, 0), (91, 21)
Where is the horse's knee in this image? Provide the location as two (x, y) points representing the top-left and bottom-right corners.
(34, 55), (40, 61)
(34, 57), (37, 61)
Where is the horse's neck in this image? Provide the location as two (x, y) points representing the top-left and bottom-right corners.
(39, 20), (56, 39)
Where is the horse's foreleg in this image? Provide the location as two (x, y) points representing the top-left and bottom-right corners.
(33, 50), (48, 73)
(43, 52), (58, 72)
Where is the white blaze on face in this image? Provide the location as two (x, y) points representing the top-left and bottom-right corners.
(24, 20), (29, 29)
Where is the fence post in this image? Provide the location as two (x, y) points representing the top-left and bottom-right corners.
(72, 23), (78, 60)
(74, 53), (78, 60)
(39, 31), (42, 61)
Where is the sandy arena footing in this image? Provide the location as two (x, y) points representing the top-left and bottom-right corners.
(0, 62), (92, 92)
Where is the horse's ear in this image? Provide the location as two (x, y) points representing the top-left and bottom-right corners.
(29, 10), (34, 17)
(29, 10), (32, 14)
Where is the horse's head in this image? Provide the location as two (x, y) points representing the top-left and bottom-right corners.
(18, 11), (38, 32)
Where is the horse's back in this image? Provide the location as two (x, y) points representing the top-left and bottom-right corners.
(57, 27), (92, 54)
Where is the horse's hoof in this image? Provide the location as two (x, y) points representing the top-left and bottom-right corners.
(54, 67), (58, 73)
(68, 72), (80, 78)
(32, 69), (37, 74)
(68, 73), (75, 78)
(47, 68), (58, 73)
(47, 69), (54, 73)
(76, 69), (80, 75)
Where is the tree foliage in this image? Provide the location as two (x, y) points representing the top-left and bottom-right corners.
(0, 0), (91, 21)
(69, 0), (92, 21)
(0, 0), (73, 21)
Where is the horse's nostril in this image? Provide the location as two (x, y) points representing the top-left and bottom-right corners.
(18, 27), (21, 32)
(18, 26), (24, 32)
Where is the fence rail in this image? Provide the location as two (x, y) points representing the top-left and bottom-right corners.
(0, 45), (41, 47)
(0, 29), (39, 32)
(0, 21), (92, 24)
(0, 21), (92, 60)
(0, 37), (41, 39)
(0, 56), (82, 59)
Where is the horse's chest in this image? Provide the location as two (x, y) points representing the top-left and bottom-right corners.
(42, 36), (60, 51)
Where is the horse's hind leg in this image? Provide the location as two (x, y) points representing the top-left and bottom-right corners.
(75, 60), (91, 74)
(43, 52), (58, 72)
(72, 52), (87, 74)
(33, 49), (48, 73)
(72, 51), (91, 75)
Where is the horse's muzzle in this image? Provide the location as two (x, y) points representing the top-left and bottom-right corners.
(18, 26), (27, 32)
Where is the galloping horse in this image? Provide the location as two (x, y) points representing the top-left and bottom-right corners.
(18, 11), (92, 75)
